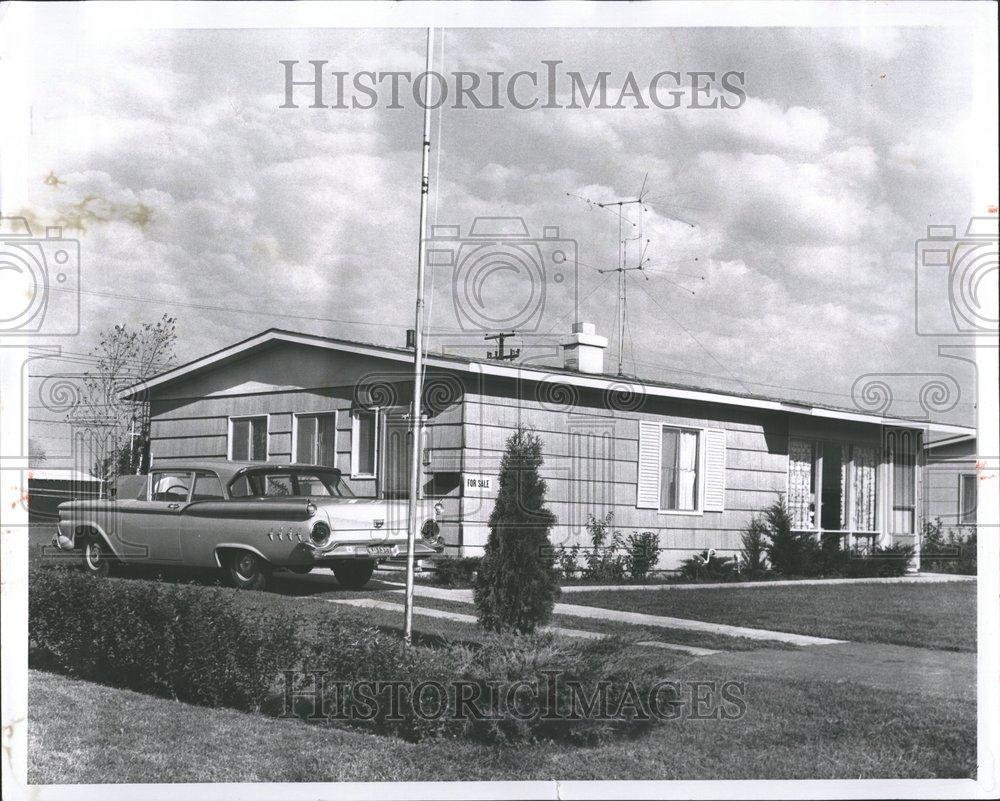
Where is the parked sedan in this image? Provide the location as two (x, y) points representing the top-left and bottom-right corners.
(54, 459), (444, 590)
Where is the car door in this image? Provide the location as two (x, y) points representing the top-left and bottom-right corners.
(125, 470), (192, 563)
(179, 471), (227, 565)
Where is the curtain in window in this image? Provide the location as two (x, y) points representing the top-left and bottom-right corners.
(788, 438), (815, 529)
(296, 416), (317, 462)
(250, 418), (267, 461)
(660, 427), (698, 511)
(677, 430), (699, 510)
(850, 445), (878, 531)
(660, 428), (679, 510)
(317, 415), (337, 467)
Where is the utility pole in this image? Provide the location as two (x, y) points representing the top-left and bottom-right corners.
(403, 27), (434, 646)
(485, 332), (520, 362)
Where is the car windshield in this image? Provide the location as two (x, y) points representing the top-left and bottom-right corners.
(230, 469), (356, 499)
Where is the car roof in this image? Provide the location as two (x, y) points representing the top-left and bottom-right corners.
(149, 459), (341, 484)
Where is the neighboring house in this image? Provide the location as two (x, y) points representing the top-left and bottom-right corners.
(27, 469), (103, 525)
(924, 433), (978, 530)
(120, 324), (974, 570)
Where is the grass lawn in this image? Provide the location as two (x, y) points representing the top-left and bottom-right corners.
(29, 668), (975, 782)
(567, 581), (976, 652)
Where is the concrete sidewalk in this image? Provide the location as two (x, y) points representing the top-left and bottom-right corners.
(558, 573), (977, 593)
(388, 582), (844, 647)
(327, 596), (720, 656)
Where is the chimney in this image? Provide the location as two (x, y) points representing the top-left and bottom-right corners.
(560, 322), (608, 374)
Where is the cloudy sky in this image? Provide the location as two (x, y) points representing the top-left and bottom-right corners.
(13, 20), (990, 463)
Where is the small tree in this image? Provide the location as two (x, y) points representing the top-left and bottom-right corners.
(762, 496), (818, 576)
(474, 429), (559, 633)
(739, 515), (769, 576)
(67, 315), (177, 484)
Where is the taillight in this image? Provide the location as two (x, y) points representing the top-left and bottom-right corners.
(421, 519), (441, 541)
(310, 521), (331, 546)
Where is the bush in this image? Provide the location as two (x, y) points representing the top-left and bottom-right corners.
(842, 543), (915, 578)
(430, 556), (481, 587)
(555, 542), (582, 581)
(624, 531), (661, 582)
(456, 633), (662, 745)
(29, 567), (298, 712)
(581, 512), (626, 583)
(762, 497), (820, 576)
(922, 519), (977, 575)
(474, 429), (560, 634)
(738, 516), (769, 577)
(679, 549), (739, 582)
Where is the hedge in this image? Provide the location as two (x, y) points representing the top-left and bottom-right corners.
(29, 567), (299, 711)
(30, 567), (671, 745)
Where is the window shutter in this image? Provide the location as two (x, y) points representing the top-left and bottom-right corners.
(703, 427), (727, 512)
(636, 421), (662, 509)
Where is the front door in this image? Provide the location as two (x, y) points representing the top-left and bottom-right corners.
(379, 408), (413, 500)
(124, 470), (191, 563)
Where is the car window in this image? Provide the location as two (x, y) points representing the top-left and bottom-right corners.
(263, 474), (293, 496)
(150, 471), (192, 502)
(227, 469), (355, 498)
(296, 473), (335, 496)
(229, 476), (253, 498)
(191, 472), (224, 501)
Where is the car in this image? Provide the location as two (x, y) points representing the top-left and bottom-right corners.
(53, 459), (445, 591)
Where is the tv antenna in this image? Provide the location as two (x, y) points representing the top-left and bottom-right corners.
(595, 173), (651, 377)
(567, 172), (701, 377)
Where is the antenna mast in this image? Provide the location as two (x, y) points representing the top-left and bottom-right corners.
(596, 174), (651, 376)
(403, 27), (434, 646)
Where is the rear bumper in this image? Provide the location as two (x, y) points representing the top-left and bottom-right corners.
(306, 538), (442, 563)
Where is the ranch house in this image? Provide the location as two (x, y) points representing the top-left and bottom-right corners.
(120, 325), (974, 570)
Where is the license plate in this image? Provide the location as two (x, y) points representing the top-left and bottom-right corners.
(367, 545), (398, 557)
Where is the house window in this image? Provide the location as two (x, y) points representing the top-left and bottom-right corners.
(889, 432), (917, 534)
(294, 412), (337, 467)
(788, 439), (878, 532)
(352, 409), (379, 477)
(230, 416), (267, 461)
(660, 426), (700, 511)
(960, 474), (977, 525)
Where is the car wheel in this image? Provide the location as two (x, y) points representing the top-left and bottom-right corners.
(81, 536), (111, 577)
(332, 559), (375, 590)
(223, 551), (269, 591)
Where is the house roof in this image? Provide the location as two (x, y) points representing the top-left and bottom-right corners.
(923, 432), (977, 450)
(120, 328), (976, 436)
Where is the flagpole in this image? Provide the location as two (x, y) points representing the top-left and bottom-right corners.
(403, 27), (434, 646)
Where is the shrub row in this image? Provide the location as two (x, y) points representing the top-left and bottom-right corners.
(30, 567), (667, 745)
(555, 512), (663, 583)
(29, 566), (298, 711)
(676, 498), (916, 582)
(921, 519), (977, 575)
(429, 556), (481, 587)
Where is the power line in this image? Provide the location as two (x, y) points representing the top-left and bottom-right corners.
(45, 284), (408, 330)
(626, 270), (752, 393)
